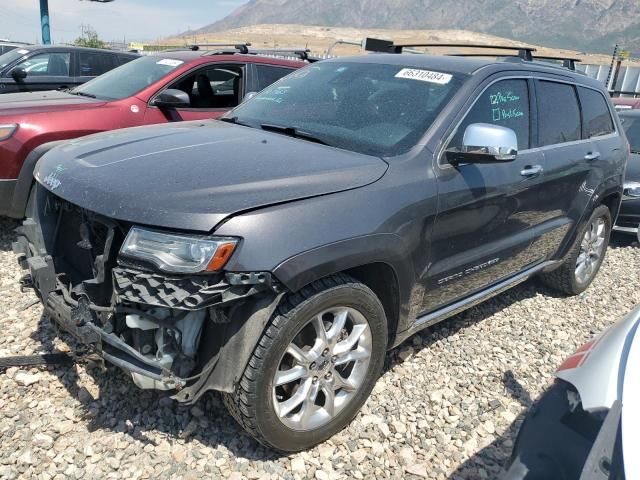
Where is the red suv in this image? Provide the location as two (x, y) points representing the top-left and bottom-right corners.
(0, 47), (308, 217)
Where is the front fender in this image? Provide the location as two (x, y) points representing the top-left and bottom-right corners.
(272, 233), (415, 332)
(7, 140), (68, 218)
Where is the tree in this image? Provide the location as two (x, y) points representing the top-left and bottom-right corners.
(74, 25), (106, 49)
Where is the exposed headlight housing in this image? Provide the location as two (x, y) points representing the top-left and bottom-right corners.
(0, 124), (18, 141)
(119, 227), (238, 274)
(623, 182), (640, 200)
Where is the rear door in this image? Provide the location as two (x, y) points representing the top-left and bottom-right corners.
(74, 50), (118, 86)
(422, 76), (546, 312)
(527, 80), (601, 260)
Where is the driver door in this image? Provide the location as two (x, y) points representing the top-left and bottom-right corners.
(420, 77), (546, 312)
(8, 50), (73, 92)
(143, 64), (245, 124)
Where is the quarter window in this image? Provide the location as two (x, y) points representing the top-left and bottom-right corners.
(536, 81), (581, 146)
(450, 79), (530, 151)
(578, 87), (614, 138)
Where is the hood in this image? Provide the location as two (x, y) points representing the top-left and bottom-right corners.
(556, 305), (640, 411)
(625, 152), (640, 182)
(34, 120), (388, 232)
(0, 90), (104, 116)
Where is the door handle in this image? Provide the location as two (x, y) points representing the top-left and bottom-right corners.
(584, 152), (600, 161)
(520, 165), (543, 177)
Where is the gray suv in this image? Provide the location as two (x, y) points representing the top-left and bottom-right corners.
(13, 45), (628, 451)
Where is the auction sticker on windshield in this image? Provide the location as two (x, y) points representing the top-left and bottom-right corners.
(156, 59), (183, 67)
(395, 68), (452, 85)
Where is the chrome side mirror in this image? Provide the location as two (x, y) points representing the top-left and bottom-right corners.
(447, 123), (518, 164)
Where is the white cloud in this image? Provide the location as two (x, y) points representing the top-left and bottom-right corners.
(0, 0), (247, 43)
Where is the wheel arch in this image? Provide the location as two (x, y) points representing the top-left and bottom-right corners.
(341, 262), (401, 348)
(554, 183), (621, 261)
(7, 139), (68, 218)
(272, 234), (415, 346)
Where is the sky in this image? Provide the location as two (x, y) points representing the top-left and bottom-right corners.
(0, 0), (249, 44)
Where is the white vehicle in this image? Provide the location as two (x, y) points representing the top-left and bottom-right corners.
(505, 306), (640, 479)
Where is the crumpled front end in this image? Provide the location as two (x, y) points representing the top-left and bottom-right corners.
(13, 183), (280, 400)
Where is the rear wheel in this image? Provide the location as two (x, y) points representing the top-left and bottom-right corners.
(223, 274), (387, 452)
(540, 205), (611, 295)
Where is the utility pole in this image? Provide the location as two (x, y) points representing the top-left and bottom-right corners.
(39, 0), (51, 44)
(39, 1), (115, 45)
(606, 43), (619, 92)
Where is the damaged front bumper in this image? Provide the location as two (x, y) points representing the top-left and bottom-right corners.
(13, 218), (279, 401)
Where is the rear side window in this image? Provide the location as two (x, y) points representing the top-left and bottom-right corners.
(79, 52), (116, 77)
(536, 81), (581, 146)
(450, 78), (531, 150)
(118, 55), (135, 66)
(578, 87), (614, 138)
(254, 65), (294, 92)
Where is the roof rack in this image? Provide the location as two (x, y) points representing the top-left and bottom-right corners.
(246, 48), (316, 62)
(190, 43), (252, 54)
(532, 55), (581, 71)
(391, 43), (536, 61)
(364, 41), (581, 72)
(446, 52), (581, 71)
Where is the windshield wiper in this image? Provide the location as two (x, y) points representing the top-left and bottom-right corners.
(260, 123), (330, 146)
(218, 116), (254, 128)
(68, 91), (97, 99)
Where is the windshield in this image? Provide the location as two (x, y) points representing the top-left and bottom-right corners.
(72, 55), (185, 101)
(229, 61), (466, 157)
(0, 47), (29, 70)
(621, 115), (640, 152)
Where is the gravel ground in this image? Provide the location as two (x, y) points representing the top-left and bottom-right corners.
(0, 216), (638, 480)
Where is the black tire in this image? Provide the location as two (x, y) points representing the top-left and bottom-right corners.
(540, 205), (611, 296)
(223, 273), (387, 452)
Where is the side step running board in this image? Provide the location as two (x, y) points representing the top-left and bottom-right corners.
(411, 261), (556, 334)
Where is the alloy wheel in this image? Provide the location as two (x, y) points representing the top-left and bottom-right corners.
(272, 307), (372, 431)
(575, 216), (607, 284)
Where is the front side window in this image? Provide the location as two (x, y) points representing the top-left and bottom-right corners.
(230, 61), (466, 157)
(578, 87), (615, 138)
(449, 78), (530, 151)
(537, 80), (581, 146)
(14, 52), (71, 76)
(73, 56), (184, 101)
(167, 65), (243, 109)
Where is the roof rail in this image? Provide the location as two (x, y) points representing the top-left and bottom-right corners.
(446, 52), (580, 71)
(391, 43), (536, 61)
(190, 43), (251, 54)
(532, 55), (581, 71)
(364, 41), (583, 72)
(246, 48), (315, 62)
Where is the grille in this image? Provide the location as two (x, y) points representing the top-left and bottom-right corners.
(45, 196), (113, 288)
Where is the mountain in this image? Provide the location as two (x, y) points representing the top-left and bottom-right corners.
(187, 0), (640, 53)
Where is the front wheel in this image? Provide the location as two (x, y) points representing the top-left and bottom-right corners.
(223, 274), (387, 452)
(540, 205), (612, 296)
